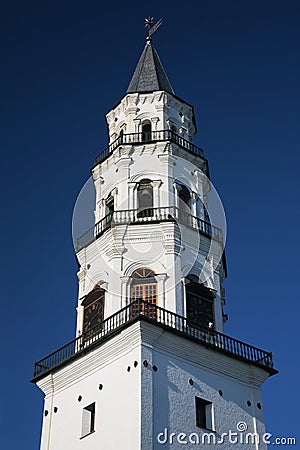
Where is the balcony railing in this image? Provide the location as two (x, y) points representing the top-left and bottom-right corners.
(32, 300), (276, 381)
(75, 206), (223, 252)
(94, 130), (205, 166)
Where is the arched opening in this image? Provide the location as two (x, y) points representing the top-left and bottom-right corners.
(119, 129), (124, 143)
(176, 183), (192, 225)
(105, 193), (114, 216)
(185, 275), (215, 329)
(178, 183), (191, 208)
(204, 208), (210, 224)
(130, 268), (157, 319)
(137, 179), (153, 217)
(196, 197), (210, 223)
(196, 197), (211, 235)
(170, 124), (178, 143)
(142, 121), (151, 142)
(170, 124), (177, 136)
(82, 286), (105, 337)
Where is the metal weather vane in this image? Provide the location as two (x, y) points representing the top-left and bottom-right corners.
(144, 17), (163, 40)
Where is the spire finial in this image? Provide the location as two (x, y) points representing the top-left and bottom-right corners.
(144, 17), (163, 42)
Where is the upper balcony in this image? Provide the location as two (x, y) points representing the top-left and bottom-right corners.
(75, 206), (223, 253)
(32, 299), (277, 382)
(93, 129), (205, 167)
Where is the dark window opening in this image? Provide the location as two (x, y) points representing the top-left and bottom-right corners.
(105, 195), (114, 216)
(204, 207), (210, 224)
(82, 287), (105, 337)
(178, 183), (191, 207)
(196, 198), (211, 225)
(81, 402), (96, 437)
(142, 122), (151, 142)
(170, 124), (177, 135)
(186, 279), (214, 329)
(175, 183), (191, 226)
(195, 397), (213, 430)
(137, 179), (153, 217)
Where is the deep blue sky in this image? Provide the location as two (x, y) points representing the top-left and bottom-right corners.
(1, 1), (299, 448)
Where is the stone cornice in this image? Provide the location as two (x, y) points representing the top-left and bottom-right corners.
(37, 322), (143, 397)
(139, 321), (270, 388)
(36, 320), (271, 399)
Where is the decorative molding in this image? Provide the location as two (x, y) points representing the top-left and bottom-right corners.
(158, 153), (176, 166)
(36, 320), (269, 398)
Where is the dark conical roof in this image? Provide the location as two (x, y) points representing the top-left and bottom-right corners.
(127, 39), (174, 95)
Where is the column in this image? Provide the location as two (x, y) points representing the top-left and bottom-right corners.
(120, 276), (130, 309)
(181, 278), (187, 318)
(133, 118), (141, 134)
(128, 182), (137, 214)
(191, 191), (197, 214)
(173, 182), (181, 218)
(76, 269), (86, 335)
(193, 169), (204, 197)
(124, 103), (139, 134)
(190, 192), (197, 228)
(115, 158), (133, 214)
(157, 153), (176, 207)
(111, 187), (118, 210)
(99, 198), (106, 220)
(151, 117), (159, 139)
(155, 273), (167, 309)
(93, 174), (104, 222)
(151, 180), (162, 209)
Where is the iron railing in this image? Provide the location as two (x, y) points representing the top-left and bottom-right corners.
(94, 130), (205, 166)
(32, 300), (275, 381)
(75, 206), (223, 252)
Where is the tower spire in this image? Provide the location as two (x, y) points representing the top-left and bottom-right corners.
(127, 18), (174, 95)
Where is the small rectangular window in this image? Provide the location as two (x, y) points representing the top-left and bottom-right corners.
(81, 402), (95, 437)
(195, 397), (214, 430)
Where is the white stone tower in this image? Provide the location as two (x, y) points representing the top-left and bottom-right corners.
(32, 23), (277, 450)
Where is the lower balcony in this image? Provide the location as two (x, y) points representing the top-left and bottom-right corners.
(75, 206), (223, 252)
(32, 300), (277, 382)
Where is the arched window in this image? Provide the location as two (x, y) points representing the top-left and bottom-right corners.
(185, 276), (214, 329)
(196, 197), (211, 236)
(196, 198), (210, 223)
(170, 124), (178, 143)
(82, 286), (105, 336)
(178, 183), (191, 207)
(137, 179), (153, 217)
(130, 268), (157, 319)
(119, 129), (124, 143)
(142, 121), (151, 142)
(105, 193), (114, 216)
(175, 183), (192, 225)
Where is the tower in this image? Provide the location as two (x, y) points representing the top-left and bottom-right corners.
(32, 22), (277, 450)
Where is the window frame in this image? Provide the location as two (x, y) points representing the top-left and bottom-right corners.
(177, 182), (191, 209)
(195, 396), (214, 431)
(105, 193), (114, 216)
(82, 287), (105, 337)
(130, 268), (158, 319)
(141, 121), (152, 142)
(80, 402), (96, 439)
(137, 179), (153, 216)
(186, 280), (215, 329)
